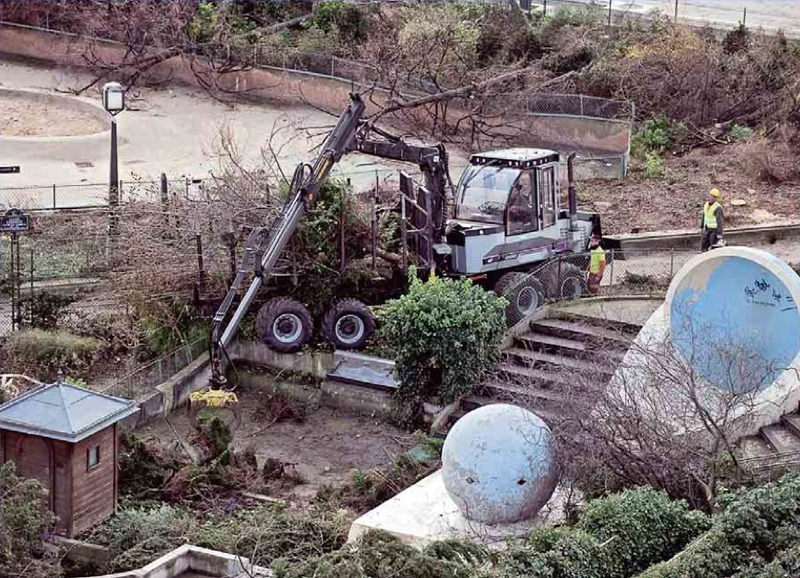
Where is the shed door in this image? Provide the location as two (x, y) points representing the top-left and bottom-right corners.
(18, 436), (53, 506)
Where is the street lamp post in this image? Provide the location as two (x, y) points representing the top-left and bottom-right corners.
(102, 82), (125, 246)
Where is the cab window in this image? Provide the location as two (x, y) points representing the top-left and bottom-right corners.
(539, 166), (557, 228)
(507, 170), (538, 235)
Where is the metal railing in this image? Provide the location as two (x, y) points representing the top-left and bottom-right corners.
(97, 337), (208, 400)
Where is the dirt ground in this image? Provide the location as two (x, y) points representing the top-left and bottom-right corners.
(0, 91), (106, 137)
(138, 382), (413, 503)
(582, 142), (800, 235)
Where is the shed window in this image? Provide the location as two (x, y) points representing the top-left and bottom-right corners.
(87, 445), (100, 470)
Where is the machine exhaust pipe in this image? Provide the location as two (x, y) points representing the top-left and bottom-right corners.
(567, 152), (577, 231)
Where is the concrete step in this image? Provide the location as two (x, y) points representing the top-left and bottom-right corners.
(432, 394), (561, 439)
(781, 413), (800, 437)
(498, 363), (575, 387)
(531, 318), (633, 347)
(555, 311), (642, 336)
(516, 332), (626, 363)
(760, 424), (800, 454)
(482, 379), (575, 405)
(739, 435), (774, 460)
(504, 347), (615, 377)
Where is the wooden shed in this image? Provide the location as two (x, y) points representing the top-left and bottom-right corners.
(0, 381), (138, 537)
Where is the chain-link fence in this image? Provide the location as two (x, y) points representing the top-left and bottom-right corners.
(0, 177), (206, 211)
(97, 337), (208, 400)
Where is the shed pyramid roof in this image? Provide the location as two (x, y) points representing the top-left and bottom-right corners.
(0, 381), (138, 442)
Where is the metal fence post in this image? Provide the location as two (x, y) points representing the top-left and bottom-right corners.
(609, 249), (615, 288)
(670, 248), (675, 279)
(52, 184), (56, 209)
(580, 95), (584, 117)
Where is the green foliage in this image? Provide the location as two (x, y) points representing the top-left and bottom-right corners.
(0, 462), (63, 578)
(476, 1), (541, 64)
(496, 488), (708, 578)
(639, 473), (800, 578)
(118, 431), (183, 500)
(20, 292), (77, 330)
(90, 504), (198, 572)
(310, 1), (370, 43)
(138, 298), (208, 359)
(727, 124), (755, 142)
(272, 529), (488, 578)
(644, 153), (665, 179)
(187, 1), (218, 43)
(195, 504), (348, 568)
(578, 489), (710, 577)
(2, 328), (100, 380)
(380, 273), (506, 426)
(631, 116), (687, 158)
(198, 416), (233, 465)
(91, 502), (347, 573)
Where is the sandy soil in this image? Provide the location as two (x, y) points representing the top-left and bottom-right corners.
(0, 92), (105, 137)
(138, 382), (413, 503)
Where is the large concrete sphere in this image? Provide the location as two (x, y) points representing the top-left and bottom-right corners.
(441, 404), (558, 524)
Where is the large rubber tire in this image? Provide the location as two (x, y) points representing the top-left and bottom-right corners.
(542, 262), (588, 300)
(256, 297), (313, 353)
(321, 299), (375, 350)
(494, 272), (545, 327)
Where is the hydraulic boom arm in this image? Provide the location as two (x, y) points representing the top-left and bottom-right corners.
(209, 94), (366, 386)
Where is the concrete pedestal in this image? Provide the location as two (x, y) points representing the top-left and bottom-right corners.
(347, 470), (571, 547)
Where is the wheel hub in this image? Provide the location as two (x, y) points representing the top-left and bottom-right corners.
(517, 286), (538, 315)
(273, 313), (302, 344)
(335, 314), (365, 345)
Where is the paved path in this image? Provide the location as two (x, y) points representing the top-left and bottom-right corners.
(0, 59), (469, 204)
(565, 0), (800, 37)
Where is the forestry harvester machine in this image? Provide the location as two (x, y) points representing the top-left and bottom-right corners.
(208, 94), (603, 387)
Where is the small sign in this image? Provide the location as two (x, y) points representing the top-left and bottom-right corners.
(0, 208), (32, 233)
(0, 166), (20, 174)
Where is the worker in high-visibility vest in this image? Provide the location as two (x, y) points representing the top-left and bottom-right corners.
(587, 234), (606, 295)
(701, 188), (724, 252)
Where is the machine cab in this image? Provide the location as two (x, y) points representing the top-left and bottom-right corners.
(454, 148), (560, 236)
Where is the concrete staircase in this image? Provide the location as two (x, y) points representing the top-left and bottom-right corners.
(451, 312), (642, 428)
(738, 406), (800, 475)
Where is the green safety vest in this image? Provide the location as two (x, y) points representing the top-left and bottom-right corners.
(590, 247), (606, 274)
(704, 201), (721, 229)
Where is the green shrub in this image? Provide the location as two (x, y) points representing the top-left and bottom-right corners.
(496, 488), (708, 578)
(578, 488), (710, 577)
(631, 116), (687, 158)
(89, 504), (197, 572)
(0, 462), (63, 578)
(272, 529), (488, 578)
(310, 1), (370, 43)
(639, 473), (800, 578)
(496, 527), (608, 578)
(644, 153), (665, 179)
(2, 328), (100, 379)
(380, 273), (506, 426)
(196, 504), (349, 568)
(727, 124), (755, 142)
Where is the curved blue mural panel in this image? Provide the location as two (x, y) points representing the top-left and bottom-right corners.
(670, 256), (799, 393)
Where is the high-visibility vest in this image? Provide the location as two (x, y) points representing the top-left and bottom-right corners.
(704, 201), (721, 229)
(590, 246), (606, 274)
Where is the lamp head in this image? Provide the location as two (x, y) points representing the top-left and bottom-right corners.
(102, 82), (125, 115)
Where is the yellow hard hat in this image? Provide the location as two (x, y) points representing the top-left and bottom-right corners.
(710, 188), (721, 198)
